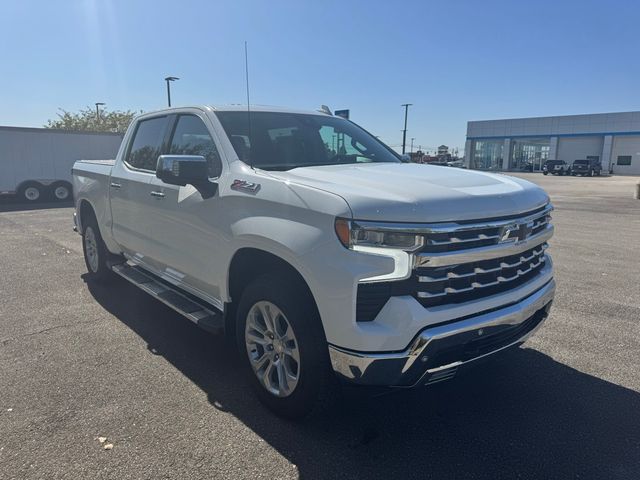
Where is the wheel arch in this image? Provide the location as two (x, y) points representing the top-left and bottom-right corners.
(225, 247), (324, 340)
(77, 199), (97, 233)
(17, 179), (44, 190)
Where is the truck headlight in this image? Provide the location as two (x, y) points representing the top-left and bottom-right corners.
(335, 218), (423, 282)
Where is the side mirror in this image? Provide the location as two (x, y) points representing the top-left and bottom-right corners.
(156, 155), (217, 199)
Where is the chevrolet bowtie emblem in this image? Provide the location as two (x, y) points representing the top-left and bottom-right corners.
(500, 221), (534, 243)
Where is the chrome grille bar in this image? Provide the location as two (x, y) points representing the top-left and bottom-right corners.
(415, 226), (552, 268)
(418, 247), (547, 283)
(352, 204), (553, 235)
(417, 255), (547, 299)
(427, 233), (501, 246)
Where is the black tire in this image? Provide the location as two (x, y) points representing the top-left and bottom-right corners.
(50, 181), (72, 201)
(235, 274), (335, 419)
(542, 172), (548, 175)
(81, 213), (113, 282)
(17, 182), (44, 202)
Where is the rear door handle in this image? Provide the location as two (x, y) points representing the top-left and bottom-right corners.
(110, 182), (122, 189)
(150, 191), (165, 198)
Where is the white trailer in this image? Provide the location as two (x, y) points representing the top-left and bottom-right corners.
(0, 126), (123, 202)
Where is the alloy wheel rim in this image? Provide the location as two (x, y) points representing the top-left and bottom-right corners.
(245, 301), (300, 397)
(84, 227), (99, 272)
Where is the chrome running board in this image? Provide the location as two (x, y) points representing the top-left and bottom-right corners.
(111, 262), (224, 335)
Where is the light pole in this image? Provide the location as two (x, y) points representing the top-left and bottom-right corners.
(401, 103), (412, 154)
(164, 76), (179, 107)
(95, 102), (105, 124)
(410, 137), (415, 154)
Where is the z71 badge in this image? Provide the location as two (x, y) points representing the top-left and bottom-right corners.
(231, 179), (261, 194)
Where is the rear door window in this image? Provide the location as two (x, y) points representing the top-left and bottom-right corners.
(126, 116), (169, 171)
(169, 115), (223, 178)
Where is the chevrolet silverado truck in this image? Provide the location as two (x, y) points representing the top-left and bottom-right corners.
(72, 106), (555, 418)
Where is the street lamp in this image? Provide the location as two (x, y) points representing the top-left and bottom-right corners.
(95, 102), (105, 123)
(164, 76), (179, 107)
(410, 137), (415, 154)
(401, 103), (412, 154)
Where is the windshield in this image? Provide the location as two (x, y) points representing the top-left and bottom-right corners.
(546, 160), (564, 166)
(216, 111), (400, 171)
(573, 160), (589, 165)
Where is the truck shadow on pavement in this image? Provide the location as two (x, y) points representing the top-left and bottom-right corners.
(0, 198), (73, 212)
(86, 278), (640, 480)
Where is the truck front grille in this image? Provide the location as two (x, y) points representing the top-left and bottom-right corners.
(415, 244), (547, 307)
(420, 207), (551, 254)
(355, 205), (553, 322)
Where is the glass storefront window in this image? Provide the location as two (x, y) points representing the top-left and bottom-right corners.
(510, 138), (550, 171)
(471, 140), (504, 170)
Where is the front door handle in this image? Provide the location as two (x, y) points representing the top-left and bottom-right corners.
(150, 190), (165, 198)
(110, 182), (122, 189)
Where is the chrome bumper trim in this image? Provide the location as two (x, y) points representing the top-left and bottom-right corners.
(328, 279), (555, 387)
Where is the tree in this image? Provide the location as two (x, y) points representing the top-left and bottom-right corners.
(44, 106), (141, 134)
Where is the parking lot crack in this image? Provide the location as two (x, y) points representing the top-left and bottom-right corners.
(0, 320), (97, 346)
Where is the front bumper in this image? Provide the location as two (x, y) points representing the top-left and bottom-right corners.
(328, 279), (555, 387)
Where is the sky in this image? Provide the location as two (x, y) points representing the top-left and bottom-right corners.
(1, 0), (640, 153)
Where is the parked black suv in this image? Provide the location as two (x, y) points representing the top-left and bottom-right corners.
(542, 160), (571, 175)
(571, 159), (601, 176)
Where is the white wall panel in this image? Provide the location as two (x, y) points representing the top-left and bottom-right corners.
(556, 136), (604, 162)
(611, 136), (640, 175)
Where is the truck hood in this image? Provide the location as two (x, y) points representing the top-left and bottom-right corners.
(272, 163), (549, 222)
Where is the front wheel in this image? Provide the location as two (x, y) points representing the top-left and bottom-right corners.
(543, 172), (548, 175)
(236, 274), (335, 419)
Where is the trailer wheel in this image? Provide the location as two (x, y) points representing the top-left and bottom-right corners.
(18, 182), (44, 202)
(51, 182), (72, 201)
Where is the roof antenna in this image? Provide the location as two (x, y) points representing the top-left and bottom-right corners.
(244, 41), (253, 168)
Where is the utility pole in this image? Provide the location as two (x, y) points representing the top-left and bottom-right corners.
(164, 76), (179, 107)
(95, 102), (105, 124)
(401, 103), (412, 154)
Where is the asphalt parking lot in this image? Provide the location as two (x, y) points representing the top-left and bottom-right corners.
(1, 173), (639, 480)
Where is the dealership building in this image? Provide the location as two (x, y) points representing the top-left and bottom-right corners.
(464, 111), (640, 174)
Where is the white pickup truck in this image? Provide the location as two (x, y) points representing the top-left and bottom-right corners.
(72, 105), (555, 418)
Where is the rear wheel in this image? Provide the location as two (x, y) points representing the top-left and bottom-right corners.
(18, 182), (43, 202)
(82, 214), (113, 282)
(236, 274), (335, 419)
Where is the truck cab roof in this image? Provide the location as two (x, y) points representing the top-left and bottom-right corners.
(136, 105), (332, 118)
